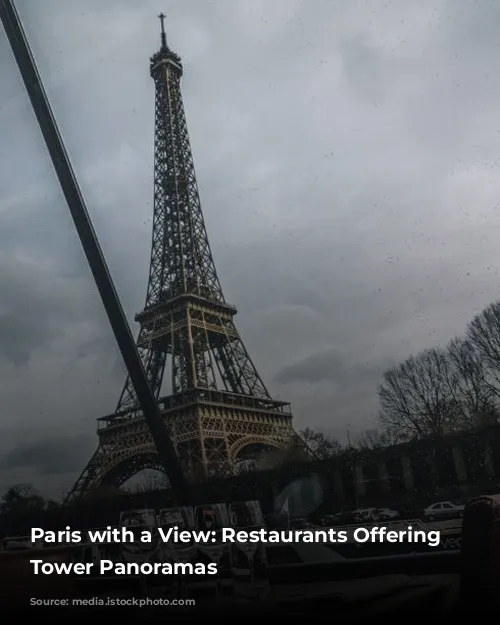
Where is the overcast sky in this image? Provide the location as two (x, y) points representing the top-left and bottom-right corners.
(1, 0), (500, 498)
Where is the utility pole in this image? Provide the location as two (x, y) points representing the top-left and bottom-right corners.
(347, 429), (360, 510)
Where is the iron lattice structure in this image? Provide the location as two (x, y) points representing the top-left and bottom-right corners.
(66, 19), (299, 501)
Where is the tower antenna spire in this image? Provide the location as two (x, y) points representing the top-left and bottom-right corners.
(158, 12), (167, 50)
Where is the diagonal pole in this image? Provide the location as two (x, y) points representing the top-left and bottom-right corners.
(0, 0), (190, 503)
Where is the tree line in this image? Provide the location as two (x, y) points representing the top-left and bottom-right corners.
(298, 301), (500, 458)
(378, 300), (500, 443)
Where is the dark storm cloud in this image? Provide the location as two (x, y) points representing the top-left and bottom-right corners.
(2, 0), (500, 495)
(274, 349), (393, 387)
(0, 436), (94, 475)
(274, 350), (394, 441)
(276, 350), (348, 385)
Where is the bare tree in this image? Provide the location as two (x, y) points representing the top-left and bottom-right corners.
(447, 337), (498, 427)
(356, 428), (395, 450)
(256, 444), (310, 470)
(82, 485), (126, 500)
(299, 427), (343, 459)
(378, 348), (461, 442)
(0, 483), (45, 515)
(467, 301), (500, 397)
(132, 472), (169, 493)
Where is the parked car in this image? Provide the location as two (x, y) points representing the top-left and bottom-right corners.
(324, 511), (361, 526)
(318, 514), (336, 526)
(374, 507), (400, 521)
(354, 508), (378, 522)
(2, 537), (32, 551)
(290, 517), (313, 529)
(423, 501), (465, 521)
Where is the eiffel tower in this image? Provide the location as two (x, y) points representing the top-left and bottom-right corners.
(66, 16), (299, 501)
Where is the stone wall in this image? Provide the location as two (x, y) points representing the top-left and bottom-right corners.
(310, 424), (500, 510)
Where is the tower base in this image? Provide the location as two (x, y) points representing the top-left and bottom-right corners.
(66, 389), (298, 500)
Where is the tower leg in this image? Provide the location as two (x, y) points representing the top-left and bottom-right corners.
(64, 447), (102, 503)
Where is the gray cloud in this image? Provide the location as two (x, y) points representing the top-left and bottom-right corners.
(275, 349), (392, 387)
(1, 0), (500, 496)
(0, 436), (95, 475)
(276, 350), (349, 386)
